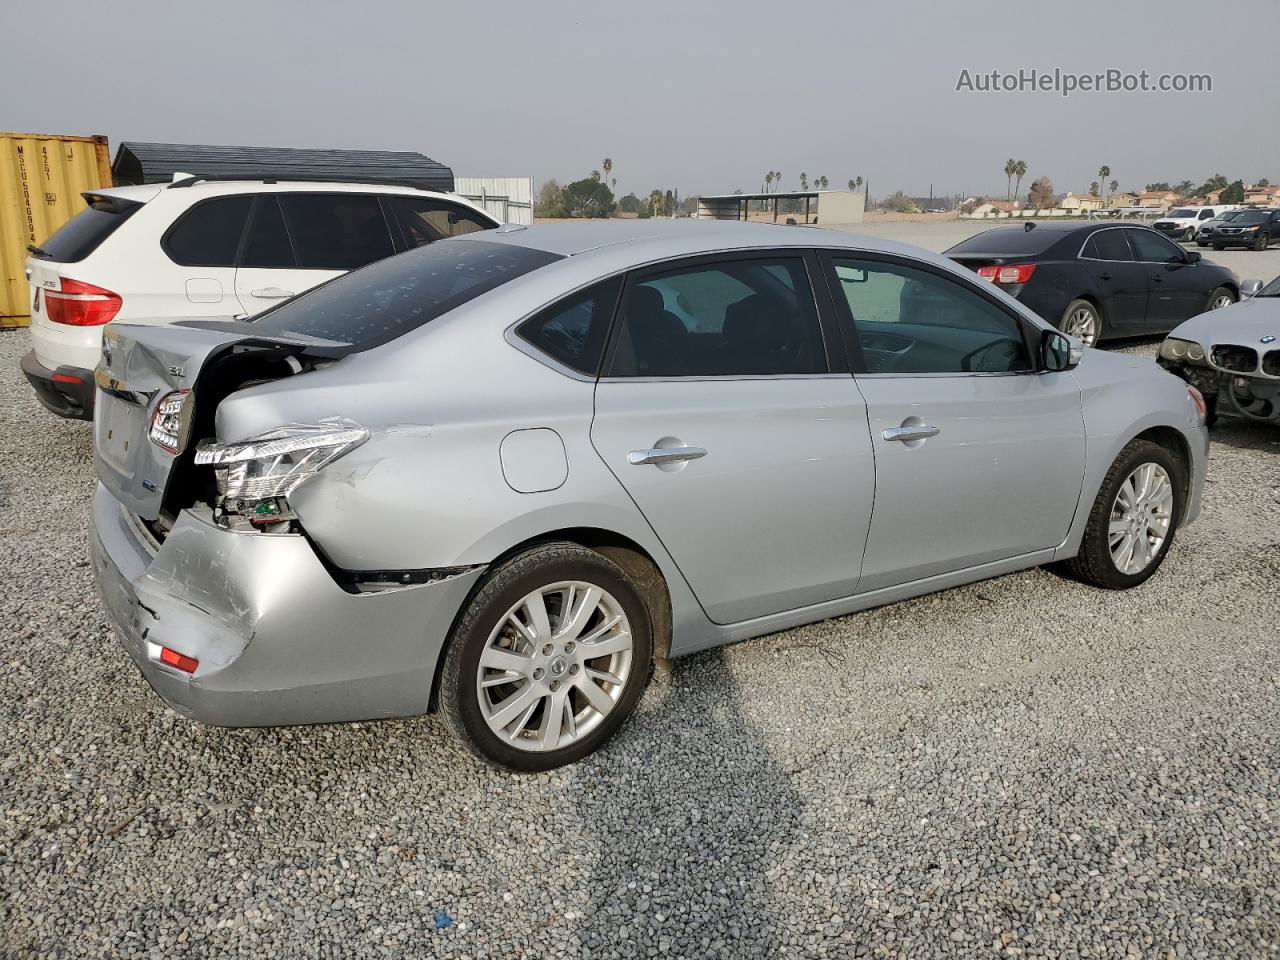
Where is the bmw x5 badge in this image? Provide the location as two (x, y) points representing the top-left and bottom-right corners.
(1262, 335), (1277, 344)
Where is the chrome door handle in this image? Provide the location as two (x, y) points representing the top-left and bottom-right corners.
(882, 424), (940, 442)
(628, 446), (707, 466)
(251, 287), (295, 299)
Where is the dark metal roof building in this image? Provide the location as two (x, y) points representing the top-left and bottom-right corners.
(111, 142), (454, 192)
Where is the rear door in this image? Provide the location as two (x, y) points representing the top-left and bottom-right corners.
(822, 253), (1086, 592)
(1126, 228), (1204, 328)
(159, 195), (253, 314)
(232, 193), (395, 314)
(1078, 228), (1149, 333)
(589, 251), (876, 624)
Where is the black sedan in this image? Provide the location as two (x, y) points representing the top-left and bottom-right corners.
(944, 222), (1240, 346)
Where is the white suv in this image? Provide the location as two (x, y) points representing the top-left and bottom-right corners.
(21, 178), (498, 419)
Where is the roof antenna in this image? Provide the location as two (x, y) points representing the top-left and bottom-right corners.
(1024, 221), (1036, 232)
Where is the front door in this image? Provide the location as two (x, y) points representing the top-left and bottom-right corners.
(1125, 228), (1204, 329)
(589, 252), (876, 624)
(823, 253), (1087, 592)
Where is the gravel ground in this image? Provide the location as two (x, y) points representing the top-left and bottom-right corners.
(1, 327), (1278, 959)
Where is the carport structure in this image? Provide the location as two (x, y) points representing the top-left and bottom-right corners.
(697, 189), (864, 226)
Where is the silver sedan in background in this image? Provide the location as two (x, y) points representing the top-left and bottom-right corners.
(90, 221), (1209, 770)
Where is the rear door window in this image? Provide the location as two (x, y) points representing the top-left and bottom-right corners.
(606, 257), (827, 377)
(1081, 230), (1134, 261)
(36, 196), (142, 263)
(163, 195), (253, 267)
(240, 196), (296, 268)
(250, 239), (562, 353)
(385, 196), (496, 249)
(279, 194), (395, 269)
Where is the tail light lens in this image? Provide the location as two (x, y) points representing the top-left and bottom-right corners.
(977, 264), (1037, 285)
(44, 278), (122, 326)
(149, 390), (192, 453)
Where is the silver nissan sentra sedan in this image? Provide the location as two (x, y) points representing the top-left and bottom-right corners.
(90, 220), (1209, 770)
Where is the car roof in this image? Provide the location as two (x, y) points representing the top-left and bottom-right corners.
(97, 179), (485, 205)
(457, 219), (927, 259)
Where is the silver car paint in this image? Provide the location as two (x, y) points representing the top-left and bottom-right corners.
(90, 221), (1209, 726)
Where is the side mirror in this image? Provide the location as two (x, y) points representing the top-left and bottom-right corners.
(1241, 278), (1263, 298)
(1042, 329), (1082, 372)
(1184, 250), (1201, 264)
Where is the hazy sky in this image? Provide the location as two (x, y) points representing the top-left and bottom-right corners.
(10, 0), (1277, 201)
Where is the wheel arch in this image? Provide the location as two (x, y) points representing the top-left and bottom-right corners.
(1131, 425), (1193, 520)
(427, 526), (674, 711)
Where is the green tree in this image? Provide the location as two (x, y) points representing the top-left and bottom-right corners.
(618, 192), (644, 214)
(534, 179), (566, 217)
(799, 172), (808, 190)
(1098, 165), (1111, 199)
(1109, 179), (1119, 196)
(602, 158), (613, 187)
(1196, 173), (1229, 197)
(1013, 160), (1028, 202)
(1089, 181), (1100, 197)
(1221, 180), (1245, 203)
(648, 189), (665, 216)
(1004, 158), (1017, 200)
(1145, 182), (1172, 192)
(561, 177), (616, 218)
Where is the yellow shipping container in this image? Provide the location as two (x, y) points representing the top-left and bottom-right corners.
(0, 132), (112, 327)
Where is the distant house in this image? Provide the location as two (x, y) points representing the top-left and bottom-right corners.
(1107, 192), (1138, 209)
(966, 200), (1019, 218)
(1244, 183), (1280, 205)
(1138, 191), (1180, 208)
(1060, 192), (1105, 212)
(1204, 189), (1225, 205)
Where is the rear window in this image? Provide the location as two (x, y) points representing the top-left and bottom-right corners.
(250, 239), (562, 351)
(34, 196), (141, 263)
(946, 228), (1059, 258)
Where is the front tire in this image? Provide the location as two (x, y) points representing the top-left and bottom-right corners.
(1206, 286), (1236, 311)
(1254, 232), (1270, 251)
(439, 542), (653, 771)
(1060, 440), (1184, 589)
(1061, 299), (1103, 347)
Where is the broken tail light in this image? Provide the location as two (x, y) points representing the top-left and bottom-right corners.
(194, 420), (368, 527)
(149, 390), (192, 453)
(44, 278), (123, 326)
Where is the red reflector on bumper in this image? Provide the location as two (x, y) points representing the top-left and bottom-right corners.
(159, 647), (199, 673)
(51, 373), (82, 384)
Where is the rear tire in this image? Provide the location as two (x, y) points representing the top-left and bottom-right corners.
(1059, 440), (1185, 590)
(1254, 232), (1270, 251)
(439, 542), (653, 772)
(1061, 299), (1103, 347)
(1213, 243), (1224, 251)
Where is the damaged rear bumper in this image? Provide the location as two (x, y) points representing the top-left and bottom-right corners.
(89, 482), (484, 727)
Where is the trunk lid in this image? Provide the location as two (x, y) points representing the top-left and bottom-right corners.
(95, 320), (345, 520)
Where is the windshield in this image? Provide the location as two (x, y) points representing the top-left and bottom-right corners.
(1212, 211), (1244, 222)
(1232, 211), (1270, 224)
(1258, 276), (1280, 297)
(250, 239), (562, 352)
(1166, 209), (1196, 219)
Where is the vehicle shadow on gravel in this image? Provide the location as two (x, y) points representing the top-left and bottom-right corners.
(569, 649), (803, 959)
(1208, 418), (1280, 452)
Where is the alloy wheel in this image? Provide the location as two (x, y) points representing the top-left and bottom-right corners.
(1064, 307), (1099, 346)
(1210, 294), (1234, 310)
(476, 581), (634, 752)
(1108, 462), (1174, 575)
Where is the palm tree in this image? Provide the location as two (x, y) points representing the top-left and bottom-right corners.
(776, 170), (782, 191)
(854, 176), (863, 191)
(602, 158), (613, 188)
(1089, 181), (1100, 197)
(648, 189), (664, 217)
(1098, 165), (1111, 200)
(1013, 160), (1028, 203)
(800, 172), (808, 190)
(1109, 179), (1118, 197)
(1004, 158), (1017, 201)
(847, 179), (856, 192)
(765, 171), (774, 193)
